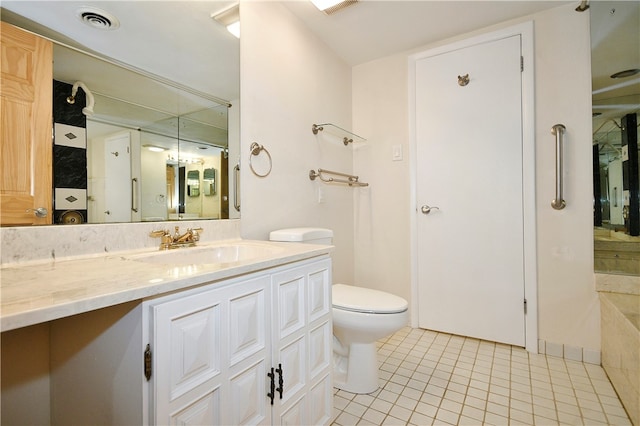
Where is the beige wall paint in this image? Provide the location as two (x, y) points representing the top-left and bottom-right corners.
(240, 1), (355, 284)
(1, 324), (51, 425)
(353, 4), (598, 351)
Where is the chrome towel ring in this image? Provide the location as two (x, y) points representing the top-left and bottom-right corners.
(249, 142), (272, 177)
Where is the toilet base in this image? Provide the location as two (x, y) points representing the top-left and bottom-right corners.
(333, 341), (380, 394)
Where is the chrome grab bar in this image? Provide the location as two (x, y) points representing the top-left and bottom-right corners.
(309, 168), (369, 187)
(131, 178), (139, 213)
(233, 163), (240, 212)
(551, 124), (566, 210)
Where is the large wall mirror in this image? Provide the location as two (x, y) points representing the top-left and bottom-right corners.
(1, 1), (240, 225)
(591, 1), (639, 276)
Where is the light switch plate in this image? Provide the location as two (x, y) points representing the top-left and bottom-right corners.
(392, 144), (403, 161)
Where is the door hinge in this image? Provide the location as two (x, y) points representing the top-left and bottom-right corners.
(520, 56), (524, 72)
(523, 298), (528, 315)
(144, 343), (152, 381)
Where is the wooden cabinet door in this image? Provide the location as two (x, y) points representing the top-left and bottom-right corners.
(0, 22), (53, 225)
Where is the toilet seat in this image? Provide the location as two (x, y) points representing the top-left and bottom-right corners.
(332, 284), (408, 314)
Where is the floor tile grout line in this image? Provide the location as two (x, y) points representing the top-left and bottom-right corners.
(331, 327), (631, 426)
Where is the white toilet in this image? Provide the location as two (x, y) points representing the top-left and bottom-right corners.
(269, 228), (409, 394)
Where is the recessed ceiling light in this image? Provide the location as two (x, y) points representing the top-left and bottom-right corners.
(76, 6), (120, 30)
(610, 69), (640, 79)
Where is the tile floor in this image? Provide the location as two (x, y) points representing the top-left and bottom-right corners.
(331, 327), (632, 426)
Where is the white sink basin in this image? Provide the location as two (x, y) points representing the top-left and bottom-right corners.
(128, 242), (285, 266)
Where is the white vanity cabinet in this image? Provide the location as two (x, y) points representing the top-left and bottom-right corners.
(146, 256), (333, 425)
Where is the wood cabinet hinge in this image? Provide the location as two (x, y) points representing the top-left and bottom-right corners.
(524, 298), (528, 315)
(521, 56), (524, 72)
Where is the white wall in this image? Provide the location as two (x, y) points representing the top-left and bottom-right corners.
(240, 2), (355, 284)
(353, 4), (598, 352)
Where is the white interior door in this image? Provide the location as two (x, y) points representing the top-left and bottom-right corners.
(415, 35), (526, 346)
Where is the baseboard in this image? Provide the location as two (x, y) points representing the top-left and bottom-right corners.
(537, 339), (601, 365)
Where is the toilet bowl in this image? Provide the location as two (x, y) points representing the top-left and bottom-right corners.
(269, 228), (409, 394)
(332, 283), (409, 393)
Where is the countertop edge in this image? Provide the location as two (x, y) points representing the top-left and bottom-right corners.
(1, 242), (332, 332)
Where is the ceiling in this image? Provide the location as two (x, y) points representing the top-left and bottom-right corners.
(283, 0), (571, 66)
(0, 1), (240, 102)
(1, 0), (575, 97)
(1, 0), (638, 148)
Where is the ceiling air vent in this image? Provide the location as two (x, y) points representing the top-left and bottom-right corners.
(76, 7), (120, 30)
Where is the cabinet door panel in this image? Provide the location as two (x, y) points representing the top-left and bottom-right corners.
(166, 303), (221, 401)
(153, 290), (223, 424)
(278, 335), (306, 404)
(308, 266), (331, 324)
(279, 395), (306, 426)
(228, 288), (266, 367)
(309, 373), (333, 426)
(276, 274), (305, 340)
(229, 359), (268, 425)
(309, 320), (332, 381)
(170, 387), (220, 426)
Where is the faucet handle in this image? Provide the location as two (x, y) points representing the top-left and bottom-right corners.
(191, 227), (204, 241)
(150, 229), (169, 238)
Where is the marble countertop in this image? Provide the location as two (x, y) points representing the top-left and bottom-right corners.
(0, 239), (332, 332)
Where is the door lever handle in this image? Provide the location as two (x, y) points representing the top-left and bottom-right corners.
(26, 207), (48, 218)
(421, 205), (439, 215)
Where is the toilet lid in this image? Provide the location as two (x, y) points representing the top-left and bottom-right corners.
(332, 284), (408, 314)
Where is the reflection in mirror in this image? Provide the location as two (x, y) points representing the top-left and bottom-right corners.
(1, 1), (240, 226)
(591, 1), (640, 275)
(53, 44), (235, 224)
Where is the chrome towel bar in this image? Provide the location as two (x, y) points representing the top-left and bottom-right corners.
(551, 124), (566, 210)
(309, 168), (369, 187)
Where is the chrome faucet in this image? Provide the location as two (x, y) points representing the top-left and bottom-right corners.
(150, 226), (203, 250)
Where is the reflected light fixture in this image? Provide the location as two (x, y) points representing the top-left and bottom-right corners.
(66, 81), (95, 116)
(211, 3), (240, 38)
(310, 0), (358, 15)
(143, 144), (167, 152)
(611, 69), (640, 79)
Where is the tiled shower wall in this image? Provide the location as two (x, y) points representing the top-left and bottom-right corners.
(52, 80), (87, 224)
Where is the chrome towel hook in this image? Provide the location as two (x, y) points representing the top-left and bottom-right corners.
(249, 142), (272, 177)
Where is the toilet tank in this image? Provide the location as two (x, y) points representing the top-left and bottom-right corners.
(269, 227), (333, 245)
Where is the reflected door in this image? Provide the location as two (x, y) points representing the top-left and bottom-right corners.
(104, 133), (131, 222)
(415, 35), (526, 346)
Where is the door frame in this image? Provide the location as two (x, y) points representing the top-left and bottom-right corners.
(408, 21), (538, 353)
